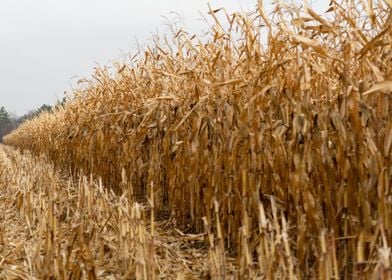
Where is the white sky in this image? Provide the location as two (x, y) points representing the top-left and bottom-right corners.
(0, 0), (328, 116)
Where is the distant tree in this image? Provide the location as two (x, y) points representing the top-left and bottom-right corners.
(0, 99), (69, 141)
(1, 103), (57, 141)
(36, 104), (52, 115)
(0, 106), (10, 123)
(0, 106), (11, 142)
(16, 104), (52, 125)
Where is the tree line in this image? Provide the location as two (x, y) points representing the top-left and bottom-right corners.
(0, 98), (66, 142)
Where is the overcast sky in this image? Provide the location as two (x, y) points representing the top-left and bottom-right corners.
(0, 0), (328, 116)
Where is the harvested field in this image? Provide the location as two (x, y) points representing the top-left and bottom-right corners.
(2, 0), (392, 279)
(0, 144), (224, 279)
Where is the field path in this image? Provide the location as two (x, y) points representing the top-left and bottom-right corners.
(0, 145), (227, 279)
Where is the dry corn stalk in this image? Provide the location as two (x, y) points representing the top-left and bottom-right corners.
(3, 0), (392, 278)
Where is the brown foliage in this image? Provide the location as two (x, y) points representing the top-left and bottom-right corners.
(4, 1), (392, 278)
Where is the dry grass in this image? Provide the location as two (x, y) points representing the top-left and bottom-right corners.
(0, 144), (222, 279)
(3, 0), (392, 278)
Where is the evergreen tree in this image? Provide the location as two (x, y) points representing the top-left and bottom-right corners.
(0, 106), (11, 141)
(0, 106), (10, 124)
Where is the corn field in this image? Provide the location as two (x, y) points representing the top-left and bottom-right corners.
(2, 0), (392, 278)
